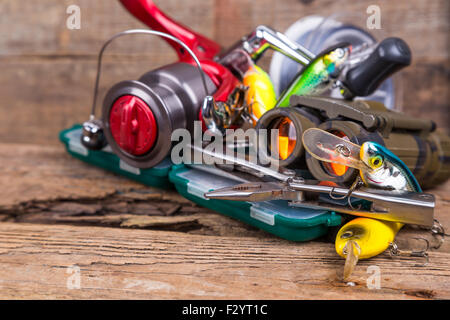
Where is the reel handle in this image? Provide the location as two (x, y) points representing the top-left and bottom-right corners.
(119, 0), (221, 61)
(344, 37), (411, 97)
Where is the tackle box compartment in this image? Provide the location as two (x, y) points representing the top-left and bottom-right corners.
(169, 164), (342, 241)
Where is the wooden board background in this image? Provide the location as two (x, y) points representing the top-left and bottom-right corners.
(0, 0), (448, 146)
(0, 142), (449, 299)
(0, 0), (449, 300)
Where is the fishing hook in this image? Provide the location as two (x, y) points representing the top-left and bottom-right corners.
(389, 238), (430, 267)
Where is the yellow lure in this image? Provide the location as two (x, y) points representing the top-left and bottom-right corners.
(336, 218), (403, 280)
(243, 65), (276, 126)
(302, 129), (420, 279)
(336, 218), (403, 260)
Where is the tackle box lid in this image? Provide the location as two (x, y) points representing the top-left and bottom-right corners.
(169, 164), (342, 229)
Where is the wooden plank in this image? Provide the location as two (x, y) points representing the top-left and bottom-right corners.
(0, 222), (449, 300)
(215, 0), (450, 58)
(399, 59), (449, 130)
(0, 143), (449, 299)
(0, 0), (450, 58)
(0, 0), (448, 300)
(0, 56), (178, 146)
(0, 56), (447, 146)
(1, 0), (448, 58)
(0, 0), (448, 145)
(0, 142), (267, 239)
(0, 0), (217, 56)
(1, 142), (449, 231)
(1, 142), (449, 233)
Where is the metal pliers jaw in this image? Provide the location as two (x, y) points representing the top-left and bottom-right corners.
(205, 179), (435, 227)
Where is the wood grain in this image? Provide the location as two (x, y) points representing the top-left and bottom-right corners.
(0, 142), (449, 299)
(0, 0), (448, 145)
(0, 222), (449, 299)
(0, 142), (268, 239)
(0, 0), (449, 299)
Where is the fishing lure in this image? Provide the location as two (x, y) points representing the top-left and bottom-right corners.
(243, 65), (277, 126)
(302, 128), (422, 192)
(276, 45), (351, 107)
(336, 219), (403, 280)
(303, 128), (422, 280)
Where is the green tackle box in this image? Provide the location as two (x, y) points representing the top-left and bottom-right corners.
(60, 124), (342, 241)
(59, 124), (173, 189)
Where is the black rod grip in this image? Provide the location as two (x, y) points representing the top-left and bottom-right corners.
(344, 37), (411, 97)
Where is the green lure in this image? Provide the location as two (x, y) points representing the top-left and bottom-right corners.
(276, 46), (351, 107)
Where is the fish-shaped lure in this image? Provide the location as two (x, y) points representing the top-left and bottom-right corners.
(276, 45), (351, 108)
(358, 142), (422, 192)
(302, 128), (422, 192)
(302, 128), (422, 280)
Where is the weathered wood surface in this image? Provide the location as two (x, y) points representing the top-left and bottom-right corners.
(0, 0), (448, 146)
(0, 143), (449, 299)
(0, 0), (449, 299)
(1, 222), (449, 300)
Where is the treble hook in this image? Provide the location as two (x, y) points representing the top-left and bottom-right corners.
(347, 195), (362, 211)
(328, 187), (348, 200)
(430, 219), (445, 249)
(389, 238), (430, 267)
(347, 177), (364, 210)
(328, 176), (363, 211)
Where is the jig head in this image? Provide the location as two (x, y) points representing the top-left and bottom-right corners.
(81, 117), (107, 150)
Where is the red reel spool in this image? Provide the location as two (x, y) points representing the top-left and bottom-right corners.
(109, 95), (158, 156)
